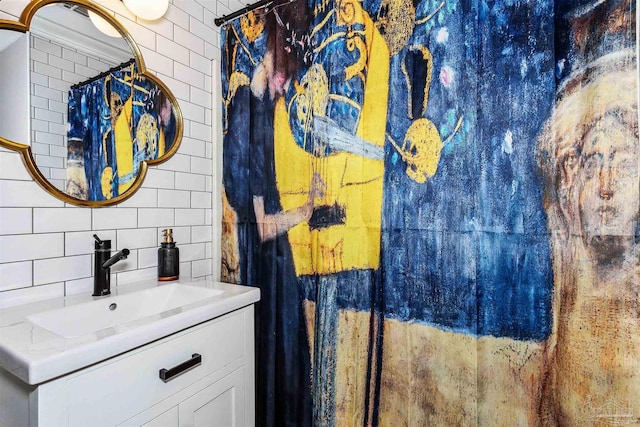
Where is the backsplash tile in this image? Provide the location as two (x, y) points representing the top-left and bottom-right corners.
(0, 261), (32, 291)
(179, 261), (192, 280)
(0, 208), (32, 235)
(177, 136), (206, 157)
(179, 242), (206, 262)
(176, 100), (206, 123)
(191, 156), (212, 175)
(92, 209), (139, 230)
(116, 267), (157, 286)
(175, 208), (205, 226)
(158, 189), (191, 208)
(117, 228), (158, 250)
(117, 188), (159, 208)
(175, 171), (206, 191)
(137, 208), (175, 228)
(190, 85), (211, 109)
(159, 153), (192, 173)
(0, 180), (64, 207)
(191, 226), (212, 243)
(34, 208), (91, 233)
(33, 255), (92, 286)
(191, 259), (211, 277)
(138, 247), (158, 269)
(0, 233), (63, 264)
(190, 191), (211, 209)
(64, 277), (93, 296)
(145, 168), (176, 189)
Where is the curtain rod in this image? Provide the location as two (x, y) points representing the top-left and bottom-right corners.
(70, 58), (136, 90)
(214, 0), (298, 26)
(214, 0), (272, 26)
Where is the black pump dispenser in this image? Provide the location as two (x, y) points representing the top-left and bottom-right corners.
(158, 228), (179, 281)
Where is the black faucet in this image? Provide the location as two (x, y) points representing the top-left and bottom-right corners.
(93, 234), (130, 297)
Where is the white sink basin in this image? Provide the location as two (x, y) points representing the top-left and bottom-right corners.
(26, 283), (224, 338)
(0, 280), (260, 385)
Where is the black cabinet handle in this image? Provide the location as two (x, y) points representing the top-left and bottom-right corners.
(159, 353), (202, 383)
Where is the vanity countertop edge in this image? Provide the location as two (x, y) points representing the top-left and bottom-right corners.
(0, 279), (260, 385)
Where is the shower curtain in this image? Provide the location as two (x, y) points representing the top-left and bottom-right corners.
(220, 0), (639, 425)
(66, 61), (177, 201)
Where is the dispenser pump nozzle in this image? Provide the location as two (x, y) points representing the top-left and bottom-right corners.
(162, 228), (174, 244)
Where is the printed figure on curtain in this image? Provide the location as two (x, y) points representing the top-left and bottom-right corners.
(66, 60), (177, 201)
(221, 4), (318, 426)
(220, 0), (638, 425)
(537, 0), (639, 424)
(222, 0), (392, 424)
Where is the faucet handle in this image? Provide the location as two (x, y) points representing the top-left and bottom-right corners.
(93, 234), (111, 250)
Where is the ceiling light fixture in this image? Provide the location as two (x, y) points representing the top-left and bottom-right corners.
(122, 0), (170, 21)
(88, 10), (122, 38)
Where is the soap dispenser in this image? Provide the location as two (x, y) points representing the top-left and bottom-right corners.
(158, 228), (179, 281)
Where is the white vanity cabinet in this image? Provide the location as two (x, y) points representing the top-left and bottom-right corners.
(1, 305), (255, 427)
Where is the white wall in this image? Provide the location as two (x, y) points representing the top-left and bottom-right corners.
(0, 0), (242, 308)
(0, 32), (29, 144)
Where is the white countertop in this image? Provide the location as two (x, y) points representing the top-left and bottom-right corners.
(0, 279), (260, 385)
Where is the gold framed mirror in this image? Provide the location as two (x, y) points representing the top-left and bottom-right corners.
(0, 0), (183, 207)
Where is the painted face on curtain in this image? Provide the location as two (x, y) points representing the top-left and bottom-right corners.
(250, 1), (311, 100)
(578, 115), (639, 263)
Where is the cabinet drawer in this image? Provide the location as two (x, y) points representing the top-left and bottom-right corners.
(63, 310), (247, 427)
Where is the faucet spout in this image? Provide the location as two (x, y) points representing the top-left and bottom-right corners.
(102, 248), (130, 269)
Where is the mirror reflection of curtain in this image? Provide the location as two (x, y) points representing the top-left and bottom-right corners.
(66, 60), (176, 201)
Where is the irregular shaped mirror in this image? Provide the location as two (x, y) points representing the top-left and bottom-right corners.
(0, 0), (182, 206)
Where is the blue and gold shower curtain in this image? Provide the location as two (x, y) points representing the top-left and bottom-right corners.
(66, 61), (177, 201)
(221, 0), (638, 425)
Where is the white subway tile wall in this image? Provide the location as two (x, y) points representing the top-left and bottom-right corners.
(0, 0), (239, 306)
(0, 208), (32, 235)
(0, 262), (32, 292)
(33, 255), (92, 286)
